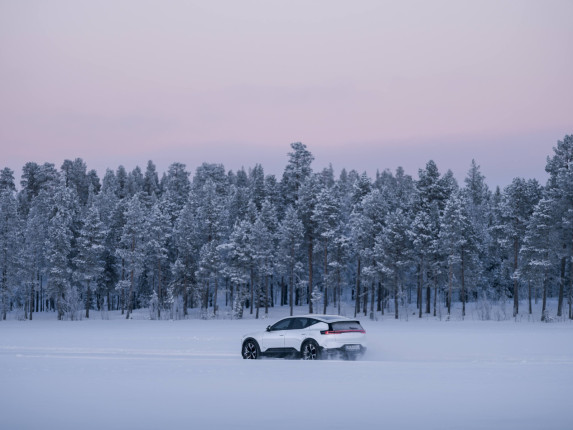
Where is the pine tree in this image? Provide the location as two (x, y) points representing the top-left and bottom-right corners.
(73, 204), (105, 318)
(375, 208), (412, 319)
(312, 185), (342, 314)
(0, 168), (16, 192)
(45, 179), (77, 320)
(297, 175), (320, 313)
(350, 189), (386, 317)
(0, 187), (19, 319)
(279, 206), (304, 316)
(145, 202), (171, 318)
(170, 199), (198, 315)
(439, 191), (476, 317)
(281, 142), (314, 207)
(520, 198), (557, 321)
(502, 178), (542, 316)
(545, 134), (573, 318)
(116, 195), (147, 319)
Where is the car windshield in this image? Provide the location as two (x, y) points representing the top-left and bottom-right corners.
(331, 321), (364, 331)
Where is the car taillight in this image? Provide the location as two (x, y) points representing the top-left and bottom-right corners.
(320, 329), (366, 335)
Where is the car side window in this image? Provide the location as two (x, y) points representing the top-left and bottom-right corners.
(289, 318), (304, 330)
(270, 318), (291, 331)
(303, 318), (318, 328)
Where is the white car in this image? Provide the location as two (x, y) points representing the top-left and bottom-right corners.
(241, 315), (367, 360)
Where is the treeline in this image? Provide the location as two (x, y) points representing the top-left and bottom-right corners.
(0, 136), (572, 321)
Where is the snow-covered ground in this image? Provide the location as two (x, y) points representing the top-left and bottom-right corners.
(1, 308), (572, 430)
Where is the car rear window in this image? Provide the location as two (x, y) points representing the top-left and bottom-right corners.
(331, 321), (364, 331)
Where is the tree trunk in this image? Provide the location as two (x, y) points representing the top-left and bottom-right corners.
(323, 246), (328, 314)
(250, 267), (254, 314)
(557, 256), (566, 317)
(433, 276), (437, 317)
(183, 276), (188, 317)
(570, 233), (573, 320)
(213, 277), (219, 317)
(30, 276), (35, 320)
(528, 280), (532, 314)
(126, 266), (134, 319)
(308, 242), (314, 314)
(370, 280), (375, 317)
(157, 260), (162, 319)
(265, 275), (269, 315)
(363, 276), (368, 317)
(256, 276), (260, 319)
(337, 266), (341, 316)
(355, 257), (361, 317)
(447, 262), (453, 316)
(513, 237), (519, 317)
(289, 269), (294, 317)
(418, 259), (423, 318)
(461, 249), (466, 319)
(394, 273), (399, 320)
(541, 273), (547, 322)
(121, 259), (126, 315)
(85, 281), (91, 319)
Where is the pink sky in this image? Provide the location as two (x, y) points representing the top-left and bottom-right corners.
(1, 0), (571, 186)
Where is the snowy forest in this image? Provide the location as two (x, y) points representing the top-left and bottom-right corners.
(0, 136), (572, 322)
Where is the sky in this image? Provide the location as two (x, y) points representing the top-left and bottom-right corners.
(1, 0), (572, 187)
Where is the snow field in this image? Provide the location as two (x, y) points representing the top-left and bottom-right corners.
(1, 314), (572, 430)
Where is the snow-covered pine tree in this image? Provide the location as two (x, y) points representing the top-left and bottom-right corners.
(439, 190), (476, 317)
(502, 178), (542, 316)
(0, 186), (20, 319)
(61, 158), (90, 206)
(278, 206), (304, 316)
(520, 198), (558, 321)
(45, 178), (78, 320)
(162, 162), (191, 224)
(544, 134), (573, 318)
(281, 142), (314, 208)
(462, 160), (491, 301)
(170, 199), (198, 315)
(145, 201), (171, 319)
(374, 208), (412, 319)
(73, 203), (105, 318)
(250, 214), (273, 318)
(312, 185), (342, 314)
(297, 174), (320, 313)
(259, 199), (279, 313)
(116, 194), (147, 319)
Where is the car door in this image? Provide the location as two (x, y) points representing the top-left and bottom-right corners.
(283, 318), (312, 350)
(261, 318), (291, 350)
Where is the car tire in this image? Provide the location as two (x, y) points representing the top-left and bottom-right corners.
(242, 339), (260, 359)
(301, 340), (321, 360)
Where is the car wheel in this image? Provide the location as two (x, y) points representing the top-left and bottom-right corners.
(242, 339), (260, 359)
(301, 340), (321, 360)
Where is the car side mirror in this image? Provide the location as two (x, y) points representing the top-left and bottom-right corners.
(266, 325), (271, 332)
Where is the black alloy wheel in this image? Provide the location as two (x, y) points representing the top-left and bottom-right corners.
(242, 340), (260, 359)
(301, 340), (321, 360)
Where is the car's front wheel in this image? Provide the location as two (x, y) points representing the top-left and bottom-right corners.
(301, 340), (321, 360)
(242, 339), (260, 359)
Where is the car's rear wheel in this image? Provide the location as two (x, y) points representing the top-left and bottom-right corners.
(301, 340), (321, 360)
(242, 339), (260, 359)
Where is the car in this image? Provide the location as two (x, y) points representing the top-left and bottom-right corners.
(241, 314), (367, 360)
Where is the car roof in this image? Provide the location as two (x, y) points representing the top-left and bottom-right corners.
(294, 314), (358, 323)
